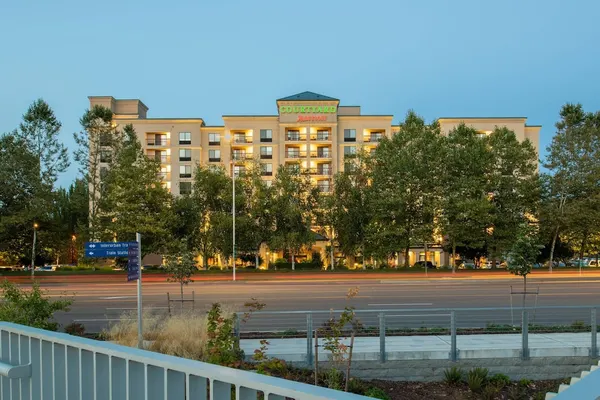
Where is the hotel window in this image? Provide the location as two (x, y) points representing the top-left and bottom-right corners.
(344, 146), (357, 156)
(179, 149), (191, 162)
(287, 130), (301, 141)
(260, 146), (273, 159)
(180, 182), (192, 195)
(179, 165), (192, 178)
(179, 132), (191, 145)
(344, 129), (356, 142)
(208, 149), (221, 162)
(261, 163), (273, 176)
(100, 150), (111, 163)
(316, 130), (329, 140)
(208, 133), (220, 145)
(260, 129), (272, 142)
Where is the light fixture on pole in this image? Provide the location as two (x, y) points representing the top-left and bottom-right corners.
(31, 223), (38, 278)
(224, 133), (236, 282)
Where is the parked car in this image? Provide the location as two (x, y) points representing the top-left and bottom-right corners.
(413, 261), (436, 269)
(456, 259), (476, 269)
(35, 265), (57, 272)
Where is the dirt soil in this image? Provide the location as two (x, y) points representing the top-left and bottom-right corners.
(369, 379), (564, 400)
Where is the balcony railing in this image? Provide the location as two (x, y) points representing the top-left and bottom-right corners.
(310, 132), (331, 141)
(154, 155), (171, 163)
(306, 168), (332, 176)
(286, 151), (307, 158)
(232, 153), (253, 161)
(0, 322), (367, 400)
(158, 172), (171, 180)
(311, 151), (332, 159)
(286, 134), (306, 142)
(318, 184), (332, 192)
(365, 135), (383, 142)
(147, 138), (169, 146)
(233, 137), (252, 144)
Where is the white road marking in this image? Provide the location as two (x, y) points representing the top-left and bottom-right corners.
(368, 303), (433, 306)
(105, 307), (169, 310)
(74, 318), (130, 322)
(99, 296), (135, 300)
(387, 314), (451, 317)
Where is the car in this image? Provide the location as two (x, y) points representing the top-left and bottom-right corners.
(589, 260), (599, 268)
(413, 261), (436, 269)
(456, 259), (476, 269)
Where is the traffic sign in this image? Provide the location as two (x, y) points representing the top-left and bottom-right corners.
(84, 242), (135, 258)
(127, 242), (140, 282)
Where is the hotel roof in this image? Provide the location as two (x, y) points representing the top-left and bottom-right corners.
(277, 91), (339, 102)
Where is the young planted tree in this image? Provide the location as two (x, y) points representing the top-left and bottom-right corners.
(507, 225), (542, 307)
(165, 248), (196, 304)
(269, 166), (319, 270)
(441, 124), (494, 272)
(99, 125), (172, 253)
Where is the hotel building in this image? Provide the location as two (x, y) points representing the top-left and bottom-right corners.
(89, 91), (541, 267)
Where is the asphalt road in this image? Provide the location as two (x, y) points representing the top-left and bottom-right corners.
(33, 275), (600, 334)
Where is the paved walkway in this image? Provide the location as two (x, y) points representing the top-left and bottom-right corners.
(240, 332), (594, 362)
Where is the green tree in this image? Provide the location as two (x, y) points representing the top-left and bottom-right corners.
(486, 127), (539, 266)
(99, 125), (172, 254)
(440, 124), (494, 272)
(0, 280), (72, 331)
(165, 247), (196, 303)
(269, 166), (319, 270)
(0, 135), (44, 264)
(331, 151), (371, 269)
(15, 99), (69, 187)
(73, 105), (122, 240)
(507, 225), (542, 307)
(368, 111), (444, 267)
(544, 104), (600, 267)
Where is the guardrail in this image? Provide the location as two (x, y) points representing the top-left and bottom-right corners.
(0, 322), (369, 400)
(235, 305), (600, 364)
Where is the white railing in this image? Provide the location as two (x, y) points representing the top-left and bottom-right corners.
(0, 322), (369, 400)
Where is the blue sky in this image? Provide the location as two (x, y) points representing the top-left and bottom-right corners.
(1, 0), (599, 187)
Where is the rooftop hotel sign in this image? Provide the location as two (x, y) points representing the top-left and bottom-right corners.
(279, 105), (337, 122)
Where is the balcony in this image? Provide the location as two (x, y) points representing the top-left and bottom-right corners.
(158, 172), (171, 180)
(365, 135), (383, 143)
(147, 138), (169, 147)
(286, 151), (307, 159)
(0, 322), (364, 400)
(232, 153), (253, 161)
(233, 136), (252, 144)
(311, 150), (332, 159)
(154, 155), (170, 164)
(310, 132), (331, 141)
(317, 183), (332, 193)
(306, 167), (332, 176)
(286, 134), (306, 142)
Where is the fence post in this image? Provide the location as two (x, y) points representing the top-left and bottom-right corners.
(379, 312), (386, 363)
(307, 312), (313, 365)
(449, 310), (457, 362)
(591, 308), (597, 358)
(521, 310), (529, 360)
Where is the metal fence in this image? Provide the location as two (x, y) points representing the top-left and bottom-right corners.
(0, 322), (369, 400)
(236, 305), (600, 363)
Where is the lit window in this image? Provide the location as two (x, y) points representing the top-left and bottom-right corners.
(179, 132), (191, 145)
(208, 133), (220, 145)
(208, 150), (220, 162)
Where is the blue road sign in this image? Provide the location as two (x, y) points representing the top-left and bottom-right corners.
(127, 242), (140, 282)
(84, 242), (135, 258)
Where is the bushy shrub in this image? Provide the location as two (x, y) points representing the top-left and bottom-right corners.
(519, 378), (532, 387)
(489, 372), (511, 387)
(466, 368), (488, 392)
(0, 280), (72, 331)
(347, 378), (368, 395)
(364, 387), (390, 400)
(64, 322), (86, 336)
(443, 366), (463, 385)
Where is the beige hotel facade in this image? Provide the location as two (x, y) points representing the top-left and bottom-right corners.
(89, 91), (541, 267)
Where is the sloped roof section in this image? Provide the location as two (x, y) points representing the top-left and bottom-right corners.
(277, 91), (339, 101)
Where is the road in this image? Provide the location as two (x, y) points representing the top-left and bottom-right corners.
(32, 275), (600, 334)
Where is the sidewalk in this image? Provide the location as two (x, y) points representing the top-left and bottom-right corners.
(240, 332), (594, 362)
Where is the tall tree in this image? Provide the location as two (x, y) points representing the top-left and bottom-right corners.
(269, 166), (319, 270)
(0, 135), (43, 263)
(544, 104), (600, 267)
(440, 124), (494, 272)
(331, 151), (371, 269)
(98, 125), (172, 254)
(15, 99), (69, 187)
(486, 127), (539, 266)
(73, 105), (121, 240)
(368, 111), (444, 267)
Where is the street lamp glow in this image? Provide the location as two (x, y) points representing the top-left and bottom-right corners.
(224, 133), (236, 282)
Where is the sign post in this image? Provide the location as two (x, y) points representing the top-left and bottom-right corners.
(85, 237), (143, 349)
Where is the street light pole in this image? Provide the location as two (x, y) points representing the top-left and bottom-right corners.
(225, 133), (236, 282)
(31, 223), (38, 278)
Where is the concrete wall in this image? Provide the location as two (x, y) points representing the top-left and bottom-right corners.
(290, 357), (595, 382)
